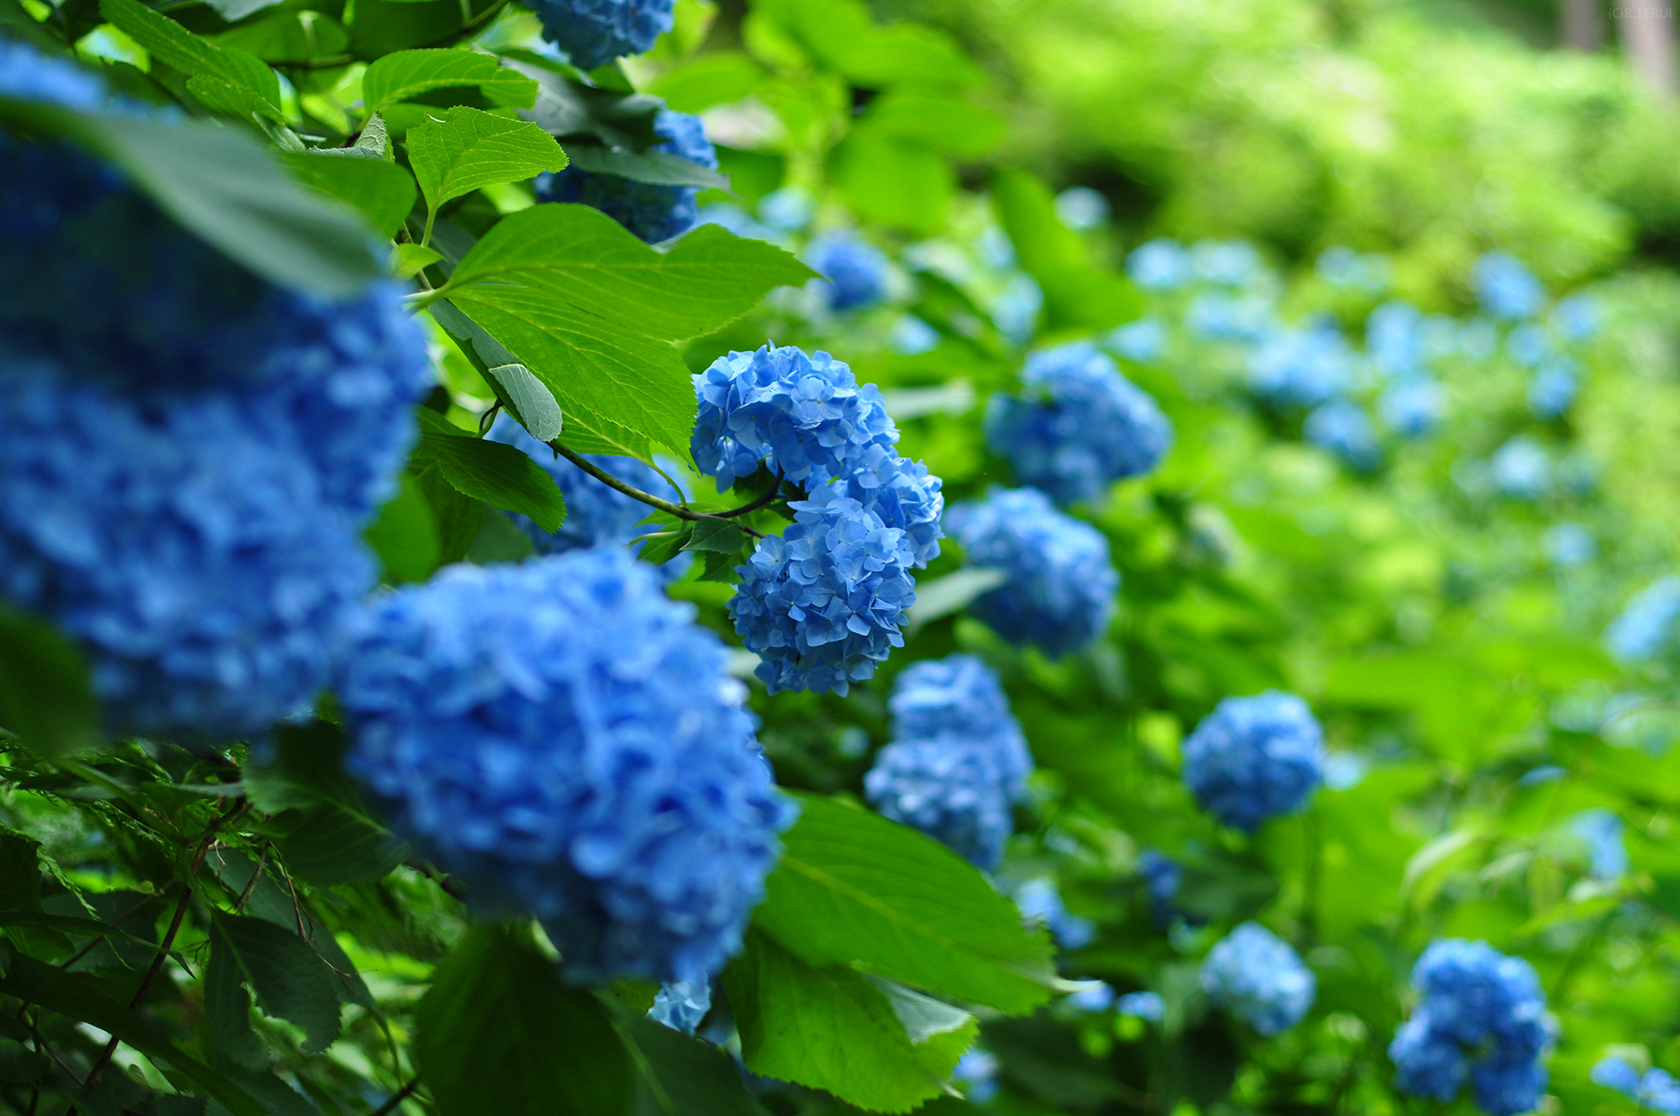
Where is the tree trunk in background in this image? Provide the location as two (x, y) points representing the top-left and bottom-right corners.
(1617, 4), (1678, 97)
(1560, 0), (1605, 51)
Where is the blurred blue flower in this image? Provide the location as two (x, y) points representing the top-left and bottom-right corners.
(1304, 399), (1380, 471)
(1055, 186), (1110, 230)
(1323, 752), (1368, 790)
(1551, 294), (1600, 342)
(1528, 358), (1580, 419)
(1118, 991), (1166, 1022)
(758, 187), (814, 232)
(0, 39), (108, 109)
(1490, 437), (1551, 499)
(1390, 940), (1551, 1116)
(1606, 576), (1680, 663)
(1192, 240), (1262, 286)
(986, 342), (1173, 505)
(1186, 291), (1274, 343)
(1249, 323), (1351, 406)
(1568, 809), (1628, 879)
(1458, 318), (1501, 360)
(952, 1049), (1000, 1103)
(1201, 922), (1315, 1036)
(1182, 691), (1325, 832)
(1107, 318), (1167, 363)
(731, 485), (917, 695)
(1505, 323), (1551, 368)
(528, 0), (674, 69)
(1127, 239), (1192, 290)
(890, 315), (941, 355)
(888, 654), (1032, 794)
(338, 551), (794, 986)
(1317, 246), (1390, 293)
(945, 487), (1118, 656)
(1473, 252), (1545, 321)
(649, 979), (711, 1034)
(1366, 301), (1426, 376)
(1379, 377), (1444, 437)
(1068, 983), (1116, 1012)
(1014, 878), (1094, 949)
(1138, 850), (1183, 927)
(536, 109), (715, 243)
(992, 273), (1043, 335)
(1593, 1058), (1680, 1115)
(809, 231), (889, 312)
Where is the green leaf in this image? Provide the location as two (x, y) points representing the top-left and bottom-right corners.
(623, 1015), (769, 1116)
(832, 133), (953, 235)
(854, 94), (1003, 159)
(682, 518), (751, 555)
(414, 461), (487, 562)
(365, 471), (442, 583)
(208, 912), (342, 1054)
(636, 525), (693, 567)
(563, 143), (729, 190)
(466, 508), (538, 564)
(361, 48), (539, 119)
(0, 99), (384, 297)
(0, 606), (99, 761)
(203, 924), (266, 1070)
(99, 0), (282, 118)
(444, 204), (815, 454)
(408, 105), (568, 237)
(506, 55), (663, 149)
(991, 169), (1139, 330)
(412, 407), (567, 532)
(428, 300), (565, 441)
(282, 150), (418, 238)
(392, 242), (445, 278)
(751, 794), (1056, 1015)
(208, 8), (350, 65)
(723, 930), (973, 1114)
(648, 52), (767, 114)
(0, 952), (266, 1116)
(417, 924), (637, 1116)
(905, 567), (1009, 630)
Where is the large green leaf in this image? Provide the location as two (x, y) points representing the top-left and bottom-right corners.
(99, 0), (282, 118)
(282, 150), (417, 238)
(623, 1015), (769, 1116)
(428, 299), (565, 441)
(0, 950), (266, 1116)
(723, 931), (974, 1114)
(408, 105), (567, 236)
(751, 794), (1057, 1015)
(417, 925), (636, 1116)
(0, 606), (99, 761)
(991, 169), (1139, 330)
(563, 143), (730, 190)
(361, 48), (538, 118)
(412, 408), (567, 531)
(207, 913), (341, 1054)
(0, 98), (383, 297)
(364, 471), (442, 583)
(443, 204), (815, 454)
(505, 54), (663, 149)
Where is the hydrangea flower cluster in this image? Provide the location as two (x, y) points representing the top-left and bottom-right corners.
(808, 232), (889, 312)
(0, 46), (431, 738)
(1127, 239), (1193, 290)
(1304, 399), (1379, 471)
(1389, 940), (1552, 1116)
(537, 109), (715, 243)
(1182, 691), (1325, 832)
(1013, 878), (1095, 949)
(1606, 576), (1680, 663)
(691, 344), (943, 693)
(1490, 437), (1551, 499)
(338, 551), (794, 985)
(1528, 358), (1580, 418)
(1118, 991), (1166, 1022)
(985, 342), (1173, 506)
(485, 415), (683, 554)
(527, 0), (674, 69)
(864, 655), (1031, 869)
(1249, 323), (1352, 407)
(1200, 922), (1316, 1036)
(1138, 849), (1184, 927)
(1379, 377), (1444, 437)
(944, 487), (1118, 656)
(1567, 809), (1628, 880)
(1107, 318), (1167, 363)
(1473, 252), (1545, 321)
(648, 979), (712, 1034)
(1592, 1057), (1680, 1114)
(951, 1049), (1001, 1103)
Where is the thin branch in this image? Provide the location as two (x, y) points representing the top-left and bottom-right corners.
(58, 888), (169, 970)
(232, 842), (270, 914)
(550, 443), (765, 539)
(711, 474), (786, 519)
(372, 1076), (422, 1116)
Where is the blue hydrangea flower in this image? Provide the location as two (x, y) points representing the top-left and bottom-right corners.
(1593, 1058), (1680, 1115)
(864, 740), (1014, 868)
(1067, 983), (1115, 1012)
(337, 551), (795, 985)
(1528, 358), (1579, 419)
(945, 487), (1118, 656)
(887, 655), (1031, 794)
(730, 484), (917, 695)
(1389, 940), (1552, 1116)
(1249, 323), (1352, 407)
(1552, 294), (1600, 342)
(985, 342), (1173, 506)
(1379, 377), (1444, 437)
(1054, 186), (1109, 230)
(1544, 522), (1595, 567)
(1568, 809), (1628, 879)
(1127, 239), (1192, 290)
(1303, 399), (1379, 471)
(1317, 246), (1389, 292)
(1192, 240), (1262, 287)
(1138, 849), (1183, 927)
(1606, 576), (1680, 663)
(951, 1049), (1000, 1103)
(1473, 252), (1545, 321)
(528, 0), (674, 69)
(1182, 691), (1325, 832)
(758, 187), (814, 232)
(1106, 318), (1167, 363)
(485, 415), (684, 554)
(1366, 301), (1426, 376)
(536, 109), (715, 243)
(691, 343), (943, 566)
(809, 232), (888, 312)
(992, 273), (1043, 336)
(1186, 291), (1274, 343)
(649, 979), (711, 1034)
(1200, 922), (1316, 1036)
(1490, 437), (1551, 499)
(1013, 878), (1094, 949)
(890, 315), (940, 355)
(1118, 991), (1166, 1022)
(0, 39), (108, 109)
(1505, 323), (1550, 368)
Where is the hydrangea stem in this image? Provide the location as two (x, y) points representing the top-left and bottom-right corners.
(549, 443), (769, 539)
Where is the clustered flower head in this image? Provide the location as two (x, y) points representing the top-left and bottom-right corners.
(1200, 922), (1316, 1036)
(945, 487), (1118, 657)
(809, 231), (889, 312)
(1182, 691), (1325, 832)
(864, 654), (1031, 868)
(527, 0), (674, 70)
(692, 344), (943, 693)
(0, 45), (431, 739)
(1527, 358), (1580, 419)
(1605, 575), (1680, 664)
(1127, 239), (1193, 291)
(1304, 399), (1379, 471)
(1248, 323), (1352, 407)
(1592, 1057), (1680, 1114)
(1389, 940), (1552, 1116)
(537, 108), (715, 243)
(1473, 252), (1544, 321)
(648, 979), (712, 1035)
(1490, 436), (1551, 499)
(1013, 878), (1094, 949)
(485, 415), (682, 554)
(985, 341), (1173, 506)
(336, 550), (795, 986)
(1138, 849), (1184, 927)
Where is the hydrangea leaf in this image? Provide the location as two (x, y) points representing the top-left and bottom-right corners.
(751, 793), (1056, 1015)
(364, 472), (442, 583)
(622, 1015), (770, 1116)
(563, 143), (730, 190)
(391, 242), (444, 278)
(412, 407), (567, 532)
(99, 0), (283, 119)
(442, 204), (815, 454)
(208, 913), (342, 1055)
(723, 930), (974, 1114)
(282, 150), (418, 238)
(904, 567), (1009, 630)
(0, 606), (99, 761)
(417, 924), (637, 1116)
(503, 51), (664, 149)
(361, 48), (539, 120)
(408, 106), (568, 239)
(992, 169), (1139, 330)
